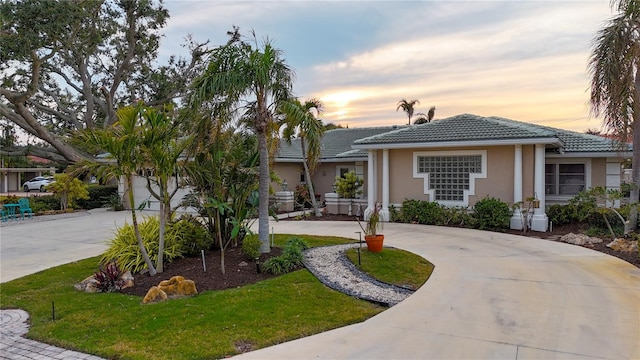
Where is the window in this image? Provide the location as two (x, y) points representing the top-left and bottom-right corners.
(545, 163), (586, 195)
(414, 151), (487, 205)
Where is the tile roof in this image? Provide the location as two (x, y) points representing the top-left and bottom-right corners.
(276, 114), (631, 161)
(352, 114), (630, 154)
(276, 126), (406, 160)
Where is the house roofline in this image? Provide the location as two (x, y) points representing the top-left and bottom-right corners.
(545, 151), (632, 158)
(352, 137), (563, 150)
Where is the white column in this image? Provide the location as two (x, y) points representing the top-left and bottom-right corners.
(531, 144), (548, 232)
(381, 149), (390, 221)
(367, 150), (375, 214)
(510, 145), (524, 230)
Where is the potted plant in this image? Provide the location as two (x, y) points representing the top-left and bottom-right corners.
(357, 202), (384, 252)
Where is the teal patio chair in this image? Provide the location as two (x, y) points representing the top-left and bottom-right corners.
(1, 206), (6, 222)
(18, 198), (33, 219)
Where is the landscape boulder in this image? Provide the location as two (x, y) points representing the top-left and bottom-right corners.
(142, 275), (198, 304)
(559, 233), (602, 246)
(606, 238), (639, 253)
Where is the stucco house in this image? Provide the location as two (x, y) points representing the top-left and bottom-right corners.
(274, 114), (632, 232)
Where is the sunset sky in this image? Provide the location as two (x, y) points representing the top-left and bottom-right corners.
(161, 1), (615, 133)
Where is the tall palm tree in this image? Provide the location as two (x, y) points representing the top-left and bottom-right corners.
(193, 31), (293, 253)
(588, 0), (639, 230)
(396, 99), (419, 125)
(280, 98), (326, 217)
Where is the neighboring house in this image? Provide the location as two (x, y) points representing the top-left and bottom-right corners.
(272, 125), (406, 201)
(274, 114), (631, 232)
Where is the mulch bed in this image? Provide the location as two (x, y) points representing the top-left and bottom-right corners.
(119, 247), (282, 297)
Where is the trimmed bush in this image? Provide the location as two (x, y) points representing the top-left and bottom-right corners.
(241, 236), (261, 261)
(167, 216), (213, 257)
(398, 199), (446, 225)
(30, 195), (61, 213)
(472, 196), (511, 231)
(76, 185), (118, 210)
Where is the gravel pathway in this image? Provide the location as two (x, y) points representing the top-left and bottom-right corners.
(303, 243), (414, 306)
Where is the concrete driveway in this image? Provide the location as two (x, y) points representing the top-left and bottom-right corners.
(0, 208), (136, 283)
(1, 212), (638, 359)
(235, 221), (640, 360)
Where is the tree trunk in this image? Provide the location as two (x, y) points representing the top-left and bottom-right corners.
(127, 176), (157, 276)
(157, 199), (165, 274)
(630, 65), (640, 231)
(257, 130), (271, 253)
(300, 137), (322, 217)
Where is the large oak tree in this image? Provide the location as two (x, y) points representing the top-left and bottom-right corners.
(0, 0), (206, 164)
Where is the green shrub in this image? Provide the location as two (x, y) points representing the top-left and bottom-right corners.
(398, 199), (446, 225)
(547, 204), (572, 226)
(334, 171), (363, 199)
(443, 206), (472, 226)
(100, 216), (184, 274)
(261, 257), (289, 275)
(0, 195), (19, 204)
(241, 236), (261, 260)
(167, 216), (213, 257)
(76, 185), (118, 210)
(472, 196), (511, 231)
(262, 237), (309, 275)
(30, 195), (61, 212)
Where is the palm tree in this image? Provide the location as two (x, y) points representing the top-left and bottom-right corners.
(75, 104), (157, 276)
(414, 106), (436, 124)
(588, 0), (639, 230)
(280, 98), (326, 217)
(193, 31), (293, 253)
(396, 99), (419, 125)
(137, 106), (191, 273)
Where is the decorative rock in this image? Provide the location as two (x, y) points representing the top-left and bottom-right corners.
(120, 271), (135, 290)
(143, 286), (168, 304)
(238, 261), (248, 267)
(143, 275), (198, 304)
(560, 233), (602, 245)
(74, 275), (99, 293)
(606, 238), (639, 253)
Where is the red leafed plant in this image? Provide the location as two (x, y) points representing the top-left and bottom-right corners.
(94, 261), (125, 293)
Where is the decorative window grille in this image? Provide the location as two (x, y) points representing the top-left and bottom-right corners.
(417, 155), (482, 201)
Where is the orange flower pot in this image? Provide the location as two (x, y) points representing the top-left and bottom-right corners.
(364, 234), (384, 253)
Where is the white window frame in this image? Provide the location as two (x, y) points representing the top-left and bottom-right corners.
(545, 159), (591, 201)
(335, 165), (354, 179)
(413, 150), (487, 207)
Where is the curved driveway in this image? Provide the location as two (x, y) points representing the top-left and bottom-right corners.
(236, 221), (640, 360)
(1, 212), (639, 359)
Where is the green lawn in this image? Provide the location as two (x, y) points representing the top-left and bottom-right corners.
(1, 234), (433, 359)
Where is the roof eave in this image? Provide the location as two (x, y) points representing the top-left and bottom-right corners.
(546, 151), (633, 158)
(352, 137), (562, 150)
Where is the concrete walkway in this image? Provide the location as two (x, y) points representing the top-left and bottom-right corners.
(1, 211), (639, 359)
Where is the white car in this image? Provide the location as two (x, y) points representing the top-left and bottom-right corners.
(22, 176), (55, 192)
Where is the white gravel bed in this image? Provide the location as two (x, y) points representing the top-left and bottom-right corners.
(303, 243), (414, 306)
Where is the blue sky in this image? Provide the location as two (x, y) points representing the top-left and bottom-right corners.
(161, 1), (614, 133)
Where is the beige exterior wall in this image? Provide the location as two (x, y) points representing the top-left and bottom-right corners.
(591, 158), (606, 188)
(270, 163), (301, 192)
(272, 161), (368, 202)
(387, 146), (525, 207)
